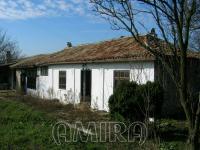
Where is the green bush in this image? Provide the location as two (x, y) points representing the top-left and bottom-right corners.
(109, 81), (163, 122)
(159, 142), (178, 150)
(109, 81), (138, 122)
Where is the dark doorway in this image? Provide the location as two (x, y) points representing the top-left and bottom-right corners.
(81, 69), (91, 104)
(20, 72), (26, 94)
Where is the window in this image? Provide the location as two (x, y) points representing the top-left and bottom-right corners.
(41, 66), (48, 76)
(114, 70), (130, 90)
(26, 69), (37, 89)
(59, 71), (66, 89)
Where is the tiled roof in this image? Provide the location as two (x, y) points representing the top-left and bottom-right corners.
(11, 55), (48, 68)
(11, 36), (200, 68)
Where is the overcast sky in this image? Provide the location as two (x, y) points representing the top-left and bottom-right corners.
(0, 0), (129, 56)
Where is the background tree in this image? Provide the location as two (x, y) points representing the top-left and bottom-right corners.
(190, 30), (200, 51)
(90, 0), (200, 149)
(190, 0), (200, 51)
(0, 30), (21, 64)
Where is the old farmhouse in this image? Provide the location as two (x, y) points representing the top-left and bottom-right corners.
(11, 36), (200, 117)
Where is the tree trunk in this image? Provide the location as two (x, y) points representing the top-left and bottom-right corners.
(179, 49), (199, 149)
(188, 130), (199, 150)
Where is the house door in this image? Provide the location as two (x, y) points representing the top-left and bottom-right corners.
(81, 69), (91, 104)
(20, 72), (26, 94)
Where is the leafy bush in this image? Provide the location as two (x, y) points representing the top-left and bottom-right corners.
(109, 81), (138, 122)
(109, 81), (163, 122)
(159, 142), (178, 150)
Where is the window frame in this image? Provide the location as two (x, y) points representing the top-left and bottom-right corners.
(113, 70), (130, 90)
(40, 66), (48, 76)
(59, 71), (66, 90)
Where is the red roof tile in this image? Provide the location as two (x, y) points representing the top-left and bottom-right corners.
(11, 36), (200, 68)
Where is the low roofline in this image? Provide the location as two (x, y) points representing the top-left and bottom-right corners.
(12, 58), (155, 69)
(11, 36), (200, 69)
(0, 61), (18, 67)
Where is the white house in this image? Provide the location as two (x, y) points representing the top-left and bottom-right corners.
(11, 36), (200, 114)
(12, 37), (155, 111)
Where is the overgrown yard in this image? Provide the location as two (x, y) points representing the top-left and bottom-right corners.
(0, 91), (187, 149)
(0, 97), (111, 149)
(0, 99), (56, 149)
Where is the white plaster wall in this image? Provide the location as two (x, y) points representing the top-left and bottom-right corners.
(26, 61), (154, 112)
(91, 68), (104, 110)
(27, 65), (81, 105)
(86, 61), (155, 111)
(129, 62), (154, 84)
(27, 68), (52, 98)
(49, 65), (81, 104)
(16, 69), (21, 90)
(103, 69), (114, 111)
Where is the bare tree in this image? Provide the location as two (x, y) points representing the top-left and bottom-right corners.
(0, 30), (21, 64)
(90, 0), (200, 149)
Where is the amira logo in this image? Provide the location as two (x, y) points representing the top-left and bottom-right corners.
(52, 121), (148, 145)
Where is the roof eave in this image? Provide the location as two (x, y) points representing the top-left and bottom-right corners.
(12, 57), (155, 69)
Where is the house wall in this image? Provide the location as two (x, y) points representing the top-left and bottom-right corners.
(16, 69), (21, 91)
(25, 61), (154, 111)
(154, 58), (200, 119)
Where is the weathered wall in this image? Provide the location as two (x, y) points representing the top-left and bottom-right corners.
(49, 65), (81, 104)
(15, 69), (21, 91)
(25, 61), (154, 111)
(87, 62), (154, 111)
(155, 58), (200, 119)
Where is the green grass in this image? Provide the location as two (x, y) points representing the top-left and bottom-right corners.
(0, 99), (54, 149)
(0, 99), (107, 149)
(0, 98), (140, 150)
(0, 97), (187, 150)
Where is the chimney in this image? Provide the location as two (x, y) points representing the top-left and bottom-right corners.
(6, 51), (12, 64)
(150, 28), (157, 37)
(146, 28), (158, 47)
(67, 42), (72, 48)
